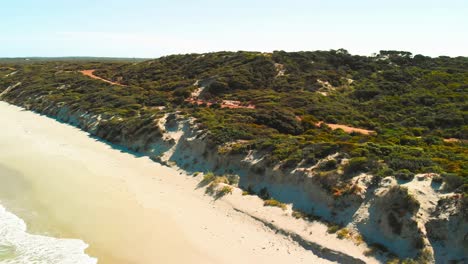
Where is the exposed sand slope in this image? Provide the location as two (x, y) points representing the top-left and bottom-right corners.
(0, 101), (337, 264)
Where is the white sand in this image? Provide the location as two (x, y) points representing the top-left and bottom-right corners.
(0, 101), (340, 264)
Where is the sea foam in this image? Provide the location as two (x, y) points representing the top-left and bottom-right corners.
(0, 204), (97, 264)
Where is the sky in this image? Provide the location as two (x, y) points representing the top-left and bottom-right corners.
(1, 0), (467, 58)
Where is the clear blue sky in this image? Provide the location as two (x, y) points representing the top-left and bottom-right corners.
(1, 0), (467, 57)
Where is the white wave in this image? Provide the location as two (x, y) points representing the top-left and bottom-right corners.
(0, 204), (97, 264)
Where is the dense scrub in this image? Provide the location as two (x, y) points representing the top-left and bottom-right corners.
(1, 51), (467, 195)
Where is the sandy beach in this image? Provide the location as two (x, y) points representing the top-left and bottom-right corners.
(0, 101), (352, 263)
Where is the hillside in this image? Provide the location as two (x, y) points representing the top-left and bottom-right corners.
(1, 50), (467, 263)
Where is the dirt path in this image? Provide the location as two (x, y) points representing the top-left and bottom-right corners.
(316, 122), (375, 135)
(443, 138), (466, 143)
(80, 70), (125, 86)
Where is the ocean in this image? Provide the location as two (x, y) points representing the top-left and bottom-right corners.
(0, 203), (97, 264)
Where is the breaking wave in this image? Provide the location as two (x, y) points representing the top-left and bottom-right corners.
(0, 204), (97, 264)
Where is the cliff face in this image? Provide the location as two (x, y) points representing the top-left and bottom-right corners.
(166, 117), (441, 261)
(353, 178), (425, 257)
(1, 93), (466, 262)
(426, 197), (468, 262)
(80, 108), (468, 262)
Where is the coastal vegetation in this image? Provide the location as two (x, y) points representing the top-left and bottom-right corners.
(263, 199), (287, 210)
(1, 51), (466, 262)
(1, 51), (466, 193)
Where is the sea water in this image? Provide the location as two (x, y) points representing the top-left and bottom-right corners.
(0, 204), (97, 264)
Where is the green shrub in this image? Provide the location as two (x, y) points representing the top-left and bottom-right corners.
(212, 176), (229, 184)
(377, 167), (394, 177)
(344, 157), (369, 174)
(246, 185), (256, 195)
(292, 210), (307, 219)
(218, 186), (233, 196)
(263, 199), (287, 210)
(395, 169), (415, 181)
(319, 159), (338, 171)
(336, 228), (351, 239)
(201, 172), (216, 184)
(226, 174), (240, 185)
(386, 258), (400, 264)
(443, 173), (464, 191)
(327, 224), (340, 234)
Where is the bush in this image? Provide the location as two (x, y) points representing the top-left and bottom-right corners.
(443, 173), (464, 191)
(388, 154), (433, 173)
(226, 174), (240, 185)
(327, 224), (340, 234)
(218, 186), (233, 196)
(319, 159), (338, 171)
(344, 157), (369, 174)
(292, 210), (306, 219)
(253, 108), (303, 135)
(245, 185), (256, 195)
(201, 172), (216, 184)
(386, 258), (400, 264)
(263, 199), (287, 210)
(336, 228), (351, 239)
(377, 167), (394, 177)
(212, 176), (229, 184)
(259, 187), (270, 200)
(395, 169), (415, 181)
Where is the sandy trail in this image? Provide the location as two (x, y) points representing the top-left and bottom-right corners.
(443, 138), (466, 143)
(316, 121), (375, 135)
(0, 101), (339, 264)
(80, 70), (125, 86)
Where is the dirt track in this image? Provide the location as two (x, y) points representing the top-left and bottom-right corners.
(80, 70), (125, 86)
(316, 122), (375, 135)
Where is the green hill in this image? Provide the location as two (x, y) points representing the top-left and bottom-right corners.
(1, 50), (467, 193)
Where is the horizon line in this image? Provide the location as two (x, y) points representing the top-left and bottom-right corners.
(1, 49), (467, 60)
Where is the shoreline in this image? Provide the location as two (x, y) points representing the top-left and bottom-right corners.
(0, 100), (374, 263)
(0, 202), (97, 264)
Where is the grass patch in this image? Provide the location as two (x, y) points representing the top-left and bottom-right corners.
(213, 176), (229, 184)
(218, 185), (233, 196)
(201, 172), (216, 184)
(326, 224), (340, 234)
(353, 233), (364, 245)
(336, 228), (351, 239)
(292, 210), (307, 219)
(263, 199), (287, 210)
